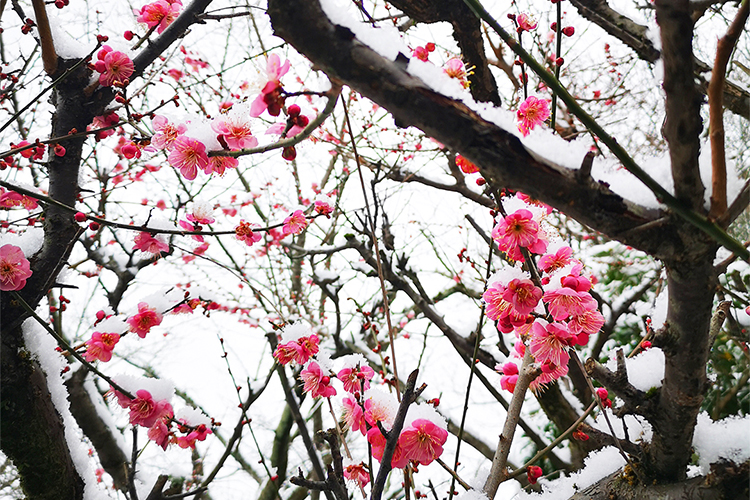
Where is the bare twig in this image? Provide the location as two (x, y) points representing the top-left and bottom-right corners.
(708, 0), (750, 218)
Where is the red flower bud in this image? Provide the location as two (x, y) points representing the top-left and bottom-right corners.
(562, 26), (575, 37)
(124, 31), (134, 41)
(89, 222), (100, 231)
(74, 212), (87, 223)
(54, 144), (66, 157)
(287, 104), (301, 117)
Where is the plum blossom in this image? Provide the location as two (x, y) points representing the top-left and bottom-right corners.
(542, 287), (597, 321)
(344, 462), (370, 488)
(341, 396), (367, 435)
(300, 361), (336, 398)
(492, 209), (547, 261)
(503, 278), (542, 316)
(235, 220), (262, 247)
(150, 115), (187, 151)
(186, 201), (215, 225)
(133, 232), (169, 254)
(250, 54), (290, 117)
(0, 189), (39, 210)
(314, 198), (334, 217)
(455, 154), (479, 174)
(0, 244), (32, 291)
(95, 46), (134, 87)
(84, 332), (120, 362)
(147, 419), (171, 450)
(443, 58), (470, 88)
(367, 427), (408, 469)
(338, 364), (376, 393)
(527, 465), (543, 484)
(517, 96), (551, 136)
(175, 423), (212, 449)
(205, 155), (238, 176)
(168, 136), (209, 180)
(530, 320), (573, 368)
(127, 302), (163, 338)
(516, 13), (538, 31)
(211, 107), (259, 150)
(498, 362), (519, 393)
(135, 0), (183, 34)
(539, 246), (574, 273)
(128, 390), (173, 428)
(273, 342), (300, 365)
(398, 418), (448, 466)
(282, 210), (308, 236)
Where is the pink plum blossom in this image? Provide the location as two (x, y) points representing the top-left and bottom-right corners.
(344, 462), (370, 488)
(0, 189), (39, 210)
(503, 278), (542, 316)
(250, 54), (291, 117)
(341, 396), (367, 435)
(211, 110), (259, 150)
(399, 419), (448, 466)
(168, 136), (209, 180)
(282, 210), (308, 236)
(235, 220), (262, 247)
(133, 232), (169, 254)
(175, 423), (212, 449)
(516, 13), (538, 31)
(0, 244), (32, 291)
(530, 320), (573, 368)
(128, 390), (173, 428)
(296, 335), (320, 364)
(273, 342), (300, 365)
(205, 155), (238, 176)
(95, 47), (134, 87)
(186, 202), (215, 224)
(314, 199), (334, 217)
(367, 427), (409, 469)
(150, 115), (187, 151)
(127, 302), (163, 338)
(443, 58), (470, 88)
(300, 361), (336, 398)
(492, 209), (547, 261)
(455, 154), (479, 174)
(517, 96), (551, 136)
(147, 418), (171, 450)
(542, 287), (597, 321)
(135, 0), (182, 34)
(539, 246), (574, 273)
(338, 364), (376, 394)
(84, 332), (120, 362)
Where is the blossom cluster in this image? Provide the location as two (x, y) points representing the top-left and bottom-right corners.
(486, 198), (605, 391)
(273, 323), (448, 488)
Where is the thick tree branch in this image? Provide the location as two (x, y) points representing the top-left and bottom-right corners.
(268, 0), (749, 262)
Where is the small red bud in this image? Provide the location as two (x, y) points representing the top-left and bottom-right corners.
(555, 57), (565, 66)
(476, 177), (486, 186)
(54, 144), (66, 156)
(96, 310), (106, 320)
(562, 26), (575, 37)
(287, 104), (301, 117)
(425, 42), (436, 52)
(88, 221), (100, 231)
(124, 31), (134, 41)
(281, 146), (297, 161)
(74, 212), (87, 223)
(96, 34), (109, 43)
(550, 22), (557, 32)
(321, 376), (330, 385)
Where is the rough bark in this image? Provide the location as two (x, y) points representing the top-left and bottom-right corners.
(266, 0), (729, 493)
(0, 2), (215, 498)
(65, 369), (129, 491)
(0, 325), (85, 500)
(569, 460), (749, 500)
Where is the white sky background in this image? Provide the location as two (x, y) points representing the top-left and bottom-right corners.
(1, 0), (749, 499)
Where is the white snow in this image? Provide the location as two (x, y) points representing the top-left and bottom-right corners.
(22, 318), (103, 500)
(605, 347), (665, 391)
(280, 321), (313, 342)
(176, 406), (211, 427)
(517, 447), (626, 500)
(111, 374), (175, 402)
(692, 412), (750, 474)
